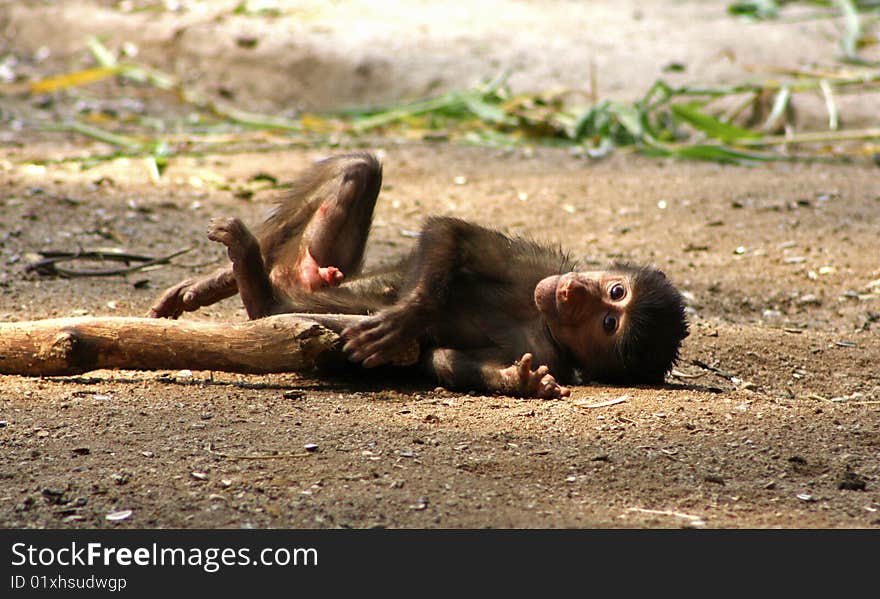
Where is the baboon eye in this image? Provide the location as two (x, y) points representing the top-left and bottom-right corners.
(610, 283), (626, 301)
(603, 313), (618, 334)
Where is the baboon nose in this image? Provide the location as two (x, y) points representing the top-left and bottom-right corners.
(559, 277), (589, 305)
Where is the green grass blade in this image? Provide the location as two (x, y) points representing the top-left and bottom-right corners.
(727, 1), (780, 19)
(608, 103), (643, 139)
(460, 91), (513, 125)
(669, 144), (777, 163)
(46, 120), (145, 151)
(351, 92), (466, 131)
(671, 103), (762, 143)
(834, 0), (862, 59)
(572, 100), (610, 140)
(819, 80), (839, 130)
(762, 85), (791, 131)
(86, 36), (118, 67)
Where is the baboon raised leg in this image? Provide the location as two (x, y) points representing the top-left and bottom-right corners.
(147, 153), (382, 318)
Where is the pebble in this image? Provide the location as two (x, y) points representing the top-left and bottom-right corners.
(409, 498), (429, 511)
(62, 515), (85, 523)
(796, 294), (821, 306)
(106, 509), (133, 521)
(838, 469), (867, 491)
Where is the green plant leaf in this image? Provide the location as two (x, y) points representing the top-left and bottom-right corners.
(669, 144), (777, 163)
(671, 103), (762, 143)
(727, 0), (780, 19)
(460, 92), (512, 125)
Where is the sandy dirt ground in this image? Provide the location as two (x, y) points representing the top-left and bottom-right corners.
(0, 1), (879, 529)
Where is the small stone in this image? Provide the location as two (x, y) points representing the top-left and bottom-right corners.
(41, 488), (67, 505)
(111, 472), (130, 486)
(191, 471), (208, 480)
(62, 514), (85, 523)
(409, 498), (429, 511)
(796, 294), (821, 306)
(838, 468), (867, 491)
(106, 509), (133, 521)
(304, 443), (319, 453)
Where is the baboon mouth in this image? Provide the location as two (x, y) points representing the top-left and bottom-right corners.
(534, 275), (561, 317)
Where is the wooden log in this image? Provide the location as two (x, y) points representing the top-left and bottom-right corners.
(0, 313), (418, 377)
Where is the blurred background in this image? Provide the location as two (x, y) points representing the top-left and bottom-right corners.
(2, 0), (879, 162)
